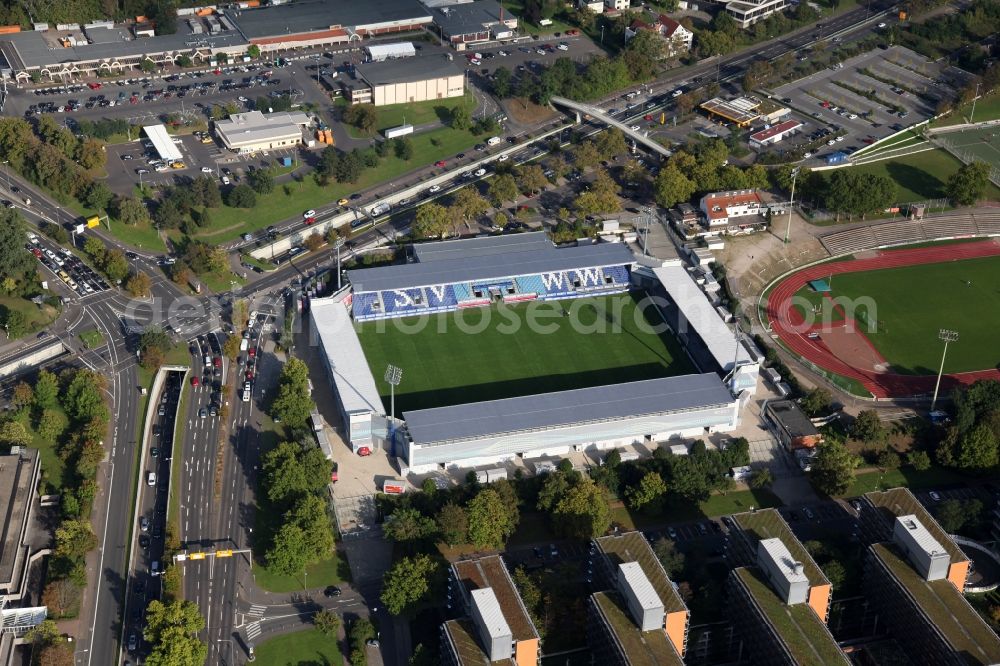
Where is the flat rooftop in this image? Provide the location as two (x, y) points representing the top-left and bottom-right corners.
(452, 556), (538, 642)
(310, 298), (383, 416)
(432, 0), (510, 36)
(442, 618), (492, 666)
(731, 509), (829, 588)
(404, 373), (734, 446)
(413, 231), (552, 263)
(733, 568), (849, 666)
(766, 400), (819, 438)
(699, 97), (760, 125)
(592, 591), (684, 666)
(864, 488), (967, 565)
(0, 449), (38, 586)
(594, 531), (687, 615)
(357, 54), (462, 85)
(227, 0), (431, 38)
(347, 239), (635, 293)
(870, 542), (1000, 665)
(215, 110), (310, 147)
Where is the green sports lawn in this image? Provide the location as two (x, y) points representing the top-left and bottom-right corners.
(829, 255), (1000, 375)
(357, 292), (695, 413)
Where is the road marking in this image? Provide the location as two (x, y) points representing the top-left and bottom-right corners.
(246, 622), (261, 641)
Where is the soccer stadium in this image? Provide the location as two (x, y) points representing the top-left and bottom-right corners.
(310, 233), (760, 474)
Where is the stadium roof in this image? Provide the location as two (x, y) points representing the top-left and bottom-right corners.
(404, 373), (733, 446)
(591, 591), (684, 666)
(652, 265), (753, 372)
(731, 509), (829, 588)
(733, 568), (849, 666)
(356, 54), (462, 86)
(310, 297), (383, 416)
(594, 532), (688, 615)
(348, 239), (635, 292)
(870, 543), (1000, 664)
(412, 231), (552, 262)
(142, 124), (182, 162)
(863, 488), (968, 565)
(227, 0), (431, 39)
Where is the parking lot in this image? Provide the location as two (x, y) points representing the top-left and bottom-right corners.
(774, 46), (973, 164)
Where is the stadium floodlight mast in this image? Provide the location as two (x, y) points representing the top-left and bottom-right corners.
(930, 329), (959, 412)
(385, 364), (403, 427)
(784, 167), (801, 244)
(334, 237), (346, 291)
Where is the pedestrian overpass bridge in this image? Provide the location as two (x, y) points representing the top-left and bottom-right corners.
(550, 96), (673, 159)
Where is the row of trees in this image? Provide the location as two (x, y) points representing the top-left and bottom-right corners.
(937, 380), (1000, 472)
(2, 368), (110, 619)
(653, 138), (770, 209)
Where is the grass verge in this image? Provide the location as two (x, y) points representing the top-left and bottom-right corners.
(843, 465), (969, 497)
(0, 296), (60, 340)
(78, 329), (104, 349)
(252, 628), (342, 666)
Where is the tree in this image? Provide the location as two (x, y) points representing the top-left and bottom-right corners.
(262, 441), (331, 505)
(37, 408), (65, 443)
(384, 507), (437, 543)
(801, 388), (833, 417)
(304, 232), (325, 252)
(54, 519), (97, 561)
(652, 537), (685, 578)
(84, 181), (113, 211)
(38, 643), (74, 666)
(515, 164), (548, 194)
(596, 129), (628, 159)
(875, 448), (901, 470)
(269, 358), (315, 429)
(493, 67), (513, 98)
(575, 169), (620, 216)
(226, 183), (257, 208)
(452, 186), (490, 225)
(906, 450), (932, 471)
(413, 202), (451, 239)
(314, 609), (341, 636)
(572, 142), (601, 169)
(467, 488), (517, 549)
(625, 471), (667, 511)
(653, 164), (696, 208)
(0, 209), (36, 281)
(34, 370), (58, 409)
(62, 370), (109, 423)
(0, 420), (31, 447)
(335, 150), (364, 183)
(851, 410), (885, 444)
(380, 553), (437, 616)
(265, 522), (310, 575)
(810, 440), (861, 496)
(436, 502), (468, 546)
(248, 44), (261, 59)
(552, 477), (610, 539)
(101, 249), (129, 283)
(748, 468), (774, 489)
(451, 104), (472, 130)
(947, 161), (991, 206)
(248, 168), (275, 195)
(143, 599), (208, 666)
(115, 196), (150, 226)
(288, 494), (333, 561)
(488, 174), (519, 206)
(936, 499), (968, 532)
(955, 422), (999, 470)
(125, 271), (152, 297)
(10, 381), (32, 410)
(394, 137), (414, 160)
(343, 104), (379, 134)
(42, 578), (81, 618)
(24, 619), (61, 647)
(76, 138), (107, 170)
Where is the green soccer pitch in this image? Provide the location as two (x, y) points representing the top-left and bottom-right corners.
(357, 292), (695, 413)
(829, 255), (1000, 375)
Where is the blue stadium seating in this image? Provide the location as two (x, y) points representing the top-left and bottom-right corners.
(382, 288), (426, 314)
(515, 275), (547, 295)
(603, 265), (630, 285)
(352, 292), (382, 320)
(538, 271), (576, 298)
(453, 283), (473, 302)
(425, 284), (458, 308)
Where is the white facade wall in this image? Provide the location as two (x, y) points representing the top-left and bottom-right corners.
(372, 73), (464, 106)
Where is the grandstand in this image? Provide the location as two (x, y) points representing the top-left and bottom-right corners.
(347, 233), (635, 321)
(310, 233), (754, 471)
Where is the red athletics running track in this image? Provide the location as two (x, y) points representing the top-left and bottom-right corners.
(766, 239), (1000, 398)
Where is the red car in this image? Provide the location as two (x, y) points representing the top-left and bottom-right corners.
(358, 447), (372, 457)
(31, 248), (42, 258)
(304, 216), (316, 225)
(191, 376), (199, 386)
(434, 160), (447, 167)
(566, 29), (579, 35)
(246, 371), (254, 381)
(213, 357), (222, 368)
(87, 82), (102, 90)
(248, 347), (256, 359)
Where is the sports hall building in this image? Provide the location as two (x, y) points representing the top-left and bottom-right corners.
(310, 234), (755, 473)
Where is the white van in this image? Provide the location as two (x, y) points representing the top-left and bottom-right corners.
(146, 471), (156, 486)
(240, 338), (249, 352)
(487, 136), (502, 146)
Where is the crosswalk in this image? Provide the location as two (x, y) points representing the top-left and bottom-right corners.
(246, 621), (261, 642)
(248, 604), (266, 618)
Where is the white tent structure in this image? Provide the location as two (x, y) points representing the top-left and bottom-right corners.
(142, 124), (182, 162)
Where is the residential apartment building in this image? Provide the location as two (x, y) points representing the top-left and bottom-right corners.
(626, 14), (693, 56)
(605, 0), (630, 10)
(443, 555), (540, 666)
(699, 190), (764, 228)
(588, 531), (690, 663)
(858, 488), (970, 592)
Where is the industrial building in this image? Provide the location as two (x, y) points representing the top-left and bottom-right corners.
(749, 119), (803, 148)
(443, 555), (540, 666)
(226, 0), (433, 52)
(214, 110), (310, 154)
(763, 400), (822, 451)
(857, 487), (970, 592)
(0, 449), (48, 663)
(349, 55), (464, 106)
(429, 0), (518, 49)
(588, 531), (690, 664)
(724, 508), (845, 665)
(863, 527), (1000, 665)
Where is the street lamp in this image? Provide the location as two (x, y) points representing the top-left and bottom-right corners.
(385, 364), (402, 446)
(930, 329), (959, 412)
(335, 238), (345, 291)
(784, 167), (801, 244)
